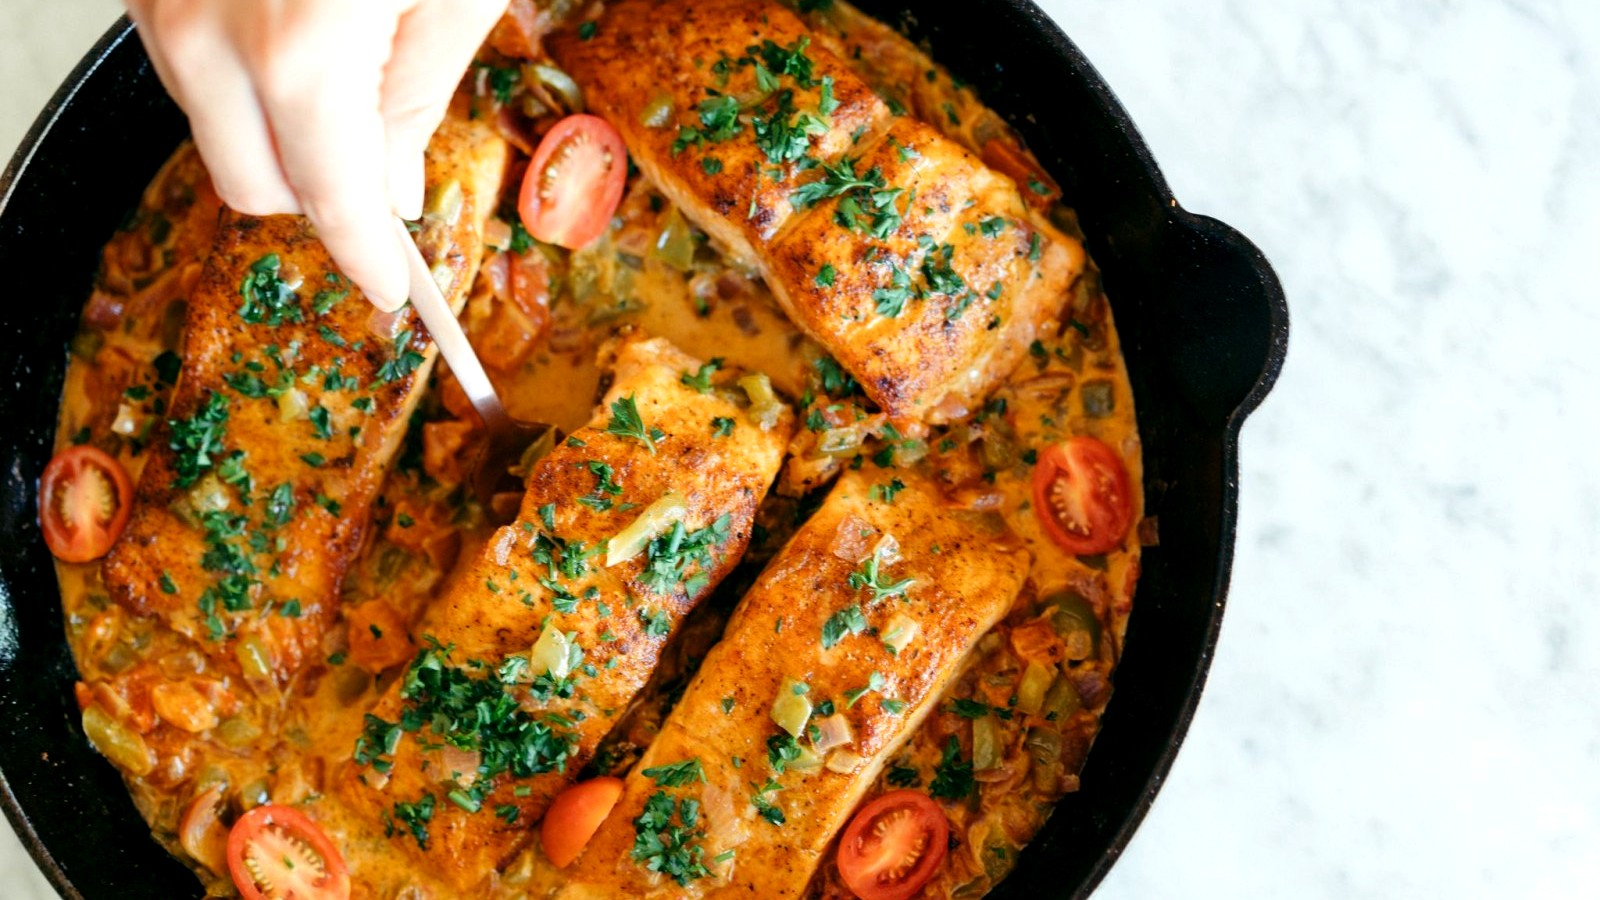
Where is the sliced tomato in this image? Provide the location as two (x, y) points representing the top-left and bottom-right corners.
(1031, 436), (1133, 556)
(39, 445), (133, 562)
(226, 804), (350, 900)
(837, 790), (949, 900)
(518, 114), (627, 249)
(541, 776), (623, 868)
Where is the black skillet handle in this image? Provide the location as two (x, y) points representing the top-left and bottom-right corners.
(1154, 212), (1290, 429)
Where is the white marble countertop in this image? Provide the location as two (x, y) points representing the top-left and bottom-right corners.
(4, 1), (1598, 897)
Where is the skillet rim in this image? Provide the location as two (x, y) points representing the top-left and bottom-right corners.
(0, 8), (1289, 899)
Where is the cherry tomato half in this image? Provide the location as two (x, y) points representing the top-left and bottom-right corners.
(39, 445), (133, 562)
(541, 776), (623, 868)
(518, 114), (628, 249)
(1031, 436), (1133, 556)
(226, 804), (350, 900)
(837, 790), (950, 900)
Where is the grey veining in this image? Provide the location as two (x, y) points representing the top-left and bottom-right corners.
(3, 0), (1598, 896)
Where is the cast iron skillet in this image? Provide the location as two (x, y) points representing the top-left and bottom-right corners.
(0, 5), (1287, 898)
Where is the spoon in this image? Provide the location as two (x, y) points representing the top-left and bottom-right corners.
(394, 218), (554, 510)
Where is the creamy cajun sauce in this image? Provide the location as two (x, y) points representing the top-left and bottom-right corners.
(53, 3), (1142, 897)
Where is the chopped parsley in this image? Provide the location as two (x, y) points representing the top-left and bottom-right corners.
(869, 478), (906, 504)
(814, 264), (836, 287)
(886, 763), (921, 787)
(631, 791), (709, 886)
(680, 358), (723, 393)
(711, 416), (736, 437)
(751, 779), (785, 825)
(364, 641), (578, 808)
(375, 329), (426, 384)
(639, 514), (730, 595)
(577, 20), (598, 40)
(929, 735), (975, 800)
(238, 254), (302, 326)
(813, 356), (858, 397)
(820, 603), (868, 650)
(168, 390), (230, 488)
(606, 394), (663, 454)
(153, 350), (182, 384)
(700, 156), (724, 175)
(842, 671), (885, 708)
(849, 552), (914, 601)
(873, 262), (913, 318)
(642, 757), (706, 787)
(790, 157), (903, 239)
(388, 793), (437, 849)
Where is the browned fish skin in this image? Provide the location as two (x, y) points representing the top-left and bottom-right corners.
(102, 110), (507, 685)
(550, 0), (1086, 424)
(338, 336), (794, 891)
(554, 469), (1029, 899)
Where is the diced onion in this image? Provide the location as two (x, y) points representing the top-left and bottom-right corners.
(111, 403), (144, 436)
(769, 677), (813, 738)
(811, 714), (854, 753)
(1016, 661), (1053, 716)
(870, 533), (901, 565)
(606, 491), (688, 566)
(530, 64), (585, 114)
(1042, 676), (1082, 722)
(529, 626), (577, 679)
(825, 750), (866, 775)
(277, 387), (309, 422)
(738, 373), (785, 431)
(82, 704), (154, 776)
(639, 92), (674, 128)
(828, 514), (877, 562)
(190, 475), (230, 514)
(425, 179), (464, 226)
(430, 260), (455, 294)
(789, 745), (824, 772)
(880, 612), (920, 656)
(484, 218), (513, 251)
(972, 715), (1002, 772)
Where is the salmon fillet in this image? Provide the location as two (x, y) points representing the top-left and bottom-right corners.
(338, 335), (794, 890)
(102, 109), (507, 684)
(549, 0), (1085, 423)
(553, 469), (1029, 898)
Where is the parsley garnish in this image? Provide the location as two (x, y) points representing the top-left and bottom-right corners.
(606, 394), (662, 454)
(950, 698), (992, 719)
(813, 356), (858, 397)
(849, 552), (914, 601)
(711, 416), (735, 437)
(168, 390), (230, 488)
(929, 735), (975, 800)
(639, 515), (730, 595)
(820, 603), (867, 650)
(843, 671), (885, 708)
(814, 264), (836, 287)
(873, 262), (913, 317)
(238, 254), (302, 326)
(869, 478), (906, 504)
(680, 358), (723, 393)
(376, 329), (426, 384)
(642, 758), (706, 787)
(751, 779), (785, 825)
(577, 20), (598, 40)
(887, 763), (921, 787)
(790, 157), (904, 238)
(631, 791), (709, 886)
(388, 793), (436, 849)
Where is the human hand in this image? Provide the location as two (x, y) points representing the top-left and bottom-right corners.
(125, 0), (509, 310)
